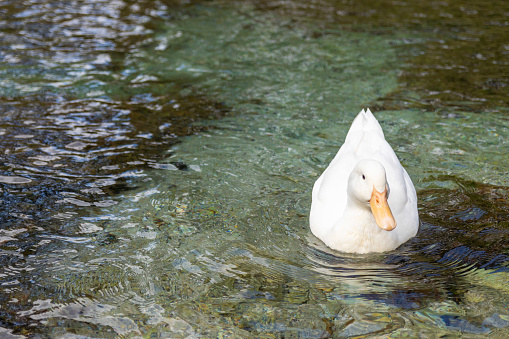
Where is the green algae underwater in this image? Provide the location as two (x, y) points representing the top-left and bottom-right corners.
(0, 0), (508, 337)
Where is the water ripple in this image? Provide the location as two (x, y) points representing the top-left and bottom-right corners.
(0, 0), (508, 337)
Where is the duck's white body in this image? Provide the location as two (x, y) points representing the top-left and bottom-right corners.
(310, 109), (419, 253)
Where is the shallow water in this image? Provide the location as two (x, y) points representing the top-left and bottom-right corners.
(1, 0), (508, 337)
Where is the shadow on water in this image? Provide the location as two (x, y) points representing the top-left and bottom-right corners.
(253, 0), (509, 112)
(420, 176), (508, 255)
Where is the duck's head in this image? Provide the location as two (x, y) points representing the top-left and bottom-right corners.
(347, 159), (397, 231)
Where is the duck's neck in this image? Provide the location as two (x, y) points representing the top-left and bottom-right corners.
(343, 198), (379, 233)
(327, 198), (389, 253)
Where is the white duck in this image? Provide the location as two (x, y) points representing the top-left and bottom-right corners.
(310, 108), (419, 253)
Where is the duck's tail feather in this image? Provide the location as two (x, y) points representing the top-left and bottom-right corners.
(345, 108), (385, 142)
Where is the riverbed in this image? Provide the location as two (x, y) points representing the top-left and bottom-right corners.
(0, 0), (508, 337)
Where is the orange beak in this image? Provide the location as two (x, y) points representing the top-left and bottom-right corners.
(369, 186), (396, 231)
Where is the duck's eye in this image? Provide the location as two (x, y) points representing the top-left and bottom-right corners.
(362, 174), (365, 180)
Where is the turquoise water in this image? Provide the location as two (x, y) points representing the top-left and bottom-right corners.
(1, 1), (508, 337)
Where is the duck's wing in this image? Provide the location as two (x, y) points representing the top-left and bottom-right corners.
(312, 109), (385, 204)
(392, 165), (419, 240)
(311, 109), (379, 234)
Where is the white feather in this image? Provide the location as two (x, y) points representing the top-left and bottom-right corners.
(310, 108), (419, 253)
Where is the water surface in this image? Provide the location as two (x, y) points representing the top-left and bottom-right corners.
(0, 0), (508, 337)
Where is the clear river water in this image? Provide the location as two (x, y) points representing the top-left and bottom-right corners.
(0, 0), (508, 337)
